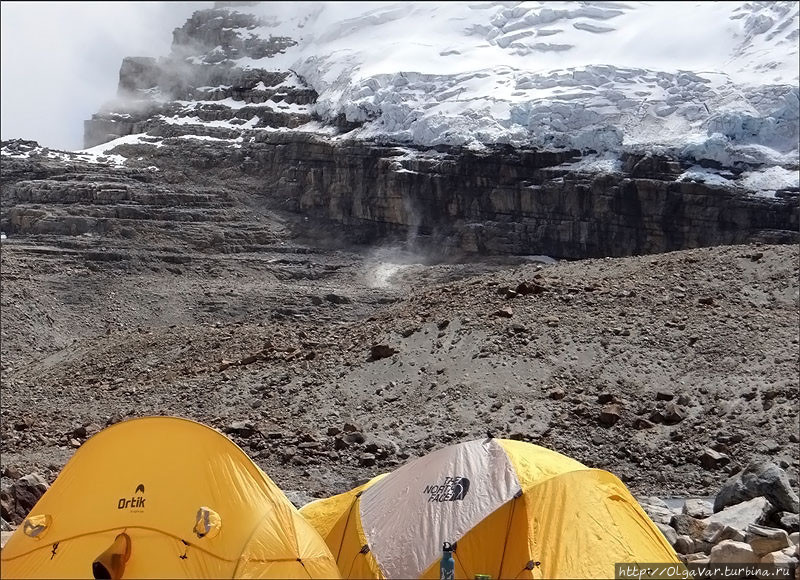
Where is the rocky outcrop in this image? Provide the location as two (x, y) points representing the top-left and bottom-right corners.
(4, 136), (797, 260)
(113, 133), (799, 258)
(84, 7), (315, 148)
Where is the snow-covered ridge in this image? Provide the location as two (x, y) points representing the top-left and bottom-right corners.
(183, 1), (799, 165)
(90, 1), (798, 176)
(1, 139), (130, 167)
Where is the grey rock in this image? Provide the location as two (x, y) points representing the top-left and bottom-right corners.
(1, 531), (13, 549)
(707, 497), (774, 533)
(699, 448), (730, 470)
(359, 453), (377, 467)
(324, 293), (351, 305)
(714, 460), (800, 514)
(598, 403), (622, 426)
(2, 467), (21, 480)
(746, 524), (791, 556)
(760, 551), (797, 566)
(1, 474), (49, 525)
(223, 421), (257, 437)
(639, 500), (674, 525)
(708, 540), (758, 565)
(638, 496), (670, 510)
(492, 306), (513, 318)
(0, 517), (10, 532)
(284, 490), (315, 509)
(662, 402), (686, 424)
(703, 521), (746, 545)
(776, 511), (799, 533)
(343, 432), (366, 445)
(671, 513), (709, 539)
(369, 344), (398, 361)
(790, 532), (799, 546)
(674, 535), (695, 555)
(656, 522), (678, 546)
(683, 498), (714, 518)
(682, 552), (708, 564)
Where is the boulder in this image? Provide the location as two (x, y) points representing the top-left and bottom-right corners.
(702, 521), (746, 545)
(324, 293), (351, 305)
(683, 498), (714, 519)
(283, 490), (315, 509)
(682, 552), (708, 564)
(369, 344), (398, 361)
(714, 460), (799, 514)
(656, 522), (678, 546)
(708, 540), (758, 566)
(790, 532), (799, 546)
(1, 531), (13, 549)
(661, 402), (686, 424)
(671, 513), (709, 539)
(707, 497), (774, 533)
(639, 499), (674, 525)
(759, 550), (797, 566)
(598, 403), (622, 426)
(776, 511), (799, 533)
(699, 449), (730, 470)
(746, 524), (791, 556)
(343, 432), (365, 445)
(0, 474), (49, 525)
(492, 306), (513, 318)
(674, 535), (694, 555)
(224, 421), (257, 437)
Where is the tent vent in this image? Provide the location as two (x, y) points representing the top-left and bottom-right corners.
(359, 545), (370, 554)
(22, 514), (51, 539)
(194, 506), (221, 539)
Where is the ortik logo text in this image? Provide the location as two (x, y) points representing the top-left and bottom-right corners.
(117, 483), (146, 510)
(423, 477), (470, 502)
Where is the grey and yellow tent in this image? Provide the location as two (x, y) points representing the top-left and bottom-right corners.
(301, 437), (681, 579)
(1, 417), (340, 579)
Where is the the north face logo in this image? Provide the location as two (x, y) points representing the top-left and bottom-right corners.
(423, 477), (470, 502)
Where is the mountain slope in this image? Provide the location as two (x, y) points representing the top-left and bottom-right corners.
(70, 1), (799, 196)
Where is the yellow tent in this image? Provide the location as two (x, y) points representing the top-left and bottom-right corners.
(300, 438), (681, 579)
(1, 417), (340, 579)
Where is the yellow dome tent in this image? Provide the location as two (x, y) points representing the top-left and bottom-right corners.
(0, 417), (340, 579)
(300, 438), (681, 579)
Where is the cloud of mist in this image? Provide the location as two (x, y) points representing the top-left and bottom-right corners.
(1, 1), (211, 151)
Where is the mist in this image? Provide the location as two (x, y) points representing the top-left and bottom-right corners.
(0, 1), (211, 152)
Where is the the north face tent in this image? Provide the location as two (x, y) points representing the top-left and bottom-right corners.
(0, 417), (340, 579)
(300, 438), (680, 579)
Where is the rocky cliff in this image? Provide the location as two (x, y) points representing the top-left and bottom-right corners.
(7, 4), (800, 260)
(3, 134), (797, 260)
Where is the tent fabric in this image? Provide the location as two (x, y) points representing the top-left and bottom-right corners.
(300, 438), (680, 579)
(0, 417), (340, 579)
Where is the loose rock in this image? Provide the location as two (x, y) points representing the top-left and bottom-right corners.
(683, 498), (714, 519)
(708, 540), (758, 565)
(714, 460), (800, 514)
(746, 524), (791, 556)
(707, 497), (774, 533)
